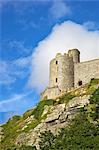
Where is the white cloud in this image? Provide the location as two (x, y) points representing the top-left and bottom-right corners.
(49, 0), (71, 19)
(28, 20), (99, 92)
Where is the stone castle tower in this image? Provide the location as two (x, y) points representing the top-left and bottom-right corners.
(41, 49), (99, 100)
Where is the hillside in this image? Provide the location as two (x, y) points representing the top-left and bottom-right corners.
(0, 111), (16, 124)
(0, 79), (99, 150)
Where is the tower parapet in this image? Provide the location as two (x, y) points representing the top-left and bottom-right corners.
(68, 49), (80, 63)
(49, 52), (74, 91)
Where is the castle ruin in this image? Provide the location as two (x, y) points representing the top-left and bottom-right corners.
(41, 49), (99, 100)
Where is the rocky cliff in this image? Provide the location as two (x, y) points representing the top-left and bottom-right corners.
(0, 79), (99, 150)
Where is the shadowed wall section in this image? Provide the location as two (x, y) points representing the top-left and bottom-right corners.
(74, 59), (99, 87)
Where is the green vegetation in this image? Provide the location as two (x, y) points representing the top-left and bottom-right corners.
(90, 78), (99, 86)
(23, 99), (54, 132)
(90, 88), (99, 104)
(17, 145), (36, 150)
(0, 79), (99, 150)
(23, 99), (54, 120)
(5, 145), (36, 150)
(88, 78), (99, 95)
(0, 99), (54, 149)
(58, 93), (75, 104)
(32, 99), (54, 120)
(0, 115), (22, 150)
(87, 88), (99, 122)
(39, 114), (99, 150)
(39, 87), (99, 150)
(23, 119), (39, 132)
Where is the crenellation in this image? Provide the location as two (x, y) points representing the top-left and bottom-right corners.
(64, 53), (69, 58)
(56, 53), (62, 57)
(41, 49), (99, 100)
(68, 49), (80, 63)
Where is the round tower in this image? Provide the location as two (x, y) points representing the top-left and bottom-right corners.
(58, 54), (74, 91)
(49, 53), (74, 91)
(49, 53), (61, 88)
(68, 49), (80, 63)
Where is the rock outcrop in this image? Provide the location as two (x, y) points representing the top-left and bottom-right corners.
(1, 79), (99, 150)
(16, 95), (90, 149)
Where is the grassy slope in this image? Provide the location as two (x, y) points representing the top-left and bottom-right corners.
(0, 79), (99, 150)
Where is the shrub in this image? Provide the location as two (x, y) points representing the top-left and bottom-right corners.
(90, 78), (99, 85)
(39, 114), (99, 150)
(90, 88), (99, 104)
(32, 99), (54, 120)
(58, 93), (75, 104)
(18, 145), (36, 150)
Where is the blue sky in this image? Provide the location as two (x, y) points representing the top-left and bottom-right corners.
(0, 0), (99, 123)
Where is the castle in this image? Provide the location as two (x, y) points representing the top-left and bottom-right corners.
(41, 49), (99, 100)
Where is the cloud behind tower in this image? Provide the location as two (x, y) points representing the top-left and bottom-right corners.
(28, 21), (99, 92)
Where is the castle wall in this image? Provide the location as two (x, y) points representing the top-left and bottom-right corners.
(41, 87), (61, 100)
(41, 49), (99, 100)
(74, 59), (99, 87)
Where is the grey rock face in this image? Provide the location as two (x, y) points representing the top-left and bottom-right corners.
(15, 95), (90, 149)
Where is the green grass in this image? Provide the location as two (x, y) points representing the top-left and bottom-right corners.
(23, 119), (39, 132)
(90, 88), (99, 104)
(1, 79), (99, 150)
(23, 109), (35, 119)
(0, 99), (54, 149)
(32, 99), (54, 120)
(23, 99), (54, 120)
(87, 88), (99, 122)
(87, 78), (99, 95)
(90, 78), (99, 85)
(58, 93), (75, 104)
(0, 115), (22, 150)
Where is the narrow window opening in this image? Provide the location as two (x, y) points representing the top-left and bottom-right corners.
(91, 78), (94, 81)
(56, 61), (58, 65)
(78, 81), (82, 86)
(56, 78), (58, 83)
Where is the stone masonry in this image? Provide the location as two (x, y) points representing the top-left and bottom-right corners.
(41, 49), (99, 100)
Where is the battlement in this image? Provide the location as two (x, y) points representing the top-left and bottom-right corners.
(41, 49), (99, 100)
(56, 53), (62, 57)
(56, 52), (69, 58)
